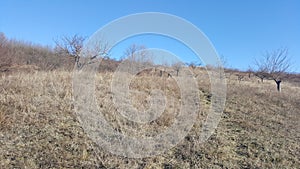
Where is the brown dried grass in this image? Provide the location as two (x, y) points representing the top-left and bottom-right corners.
(0, 69), (299, 168)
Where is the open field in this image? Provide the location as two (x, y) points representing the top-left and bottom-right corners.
(0, 69), (299, 168)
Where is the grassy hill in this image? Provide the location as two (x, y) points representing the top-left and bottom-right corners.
(0, 68), (299, 168)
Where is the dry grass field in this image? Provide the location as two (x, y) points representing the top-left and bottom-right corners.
(0, 68), (299, 168)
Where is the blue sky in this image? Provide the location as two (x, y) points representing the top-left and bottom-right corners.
(1, 0), (299, 72)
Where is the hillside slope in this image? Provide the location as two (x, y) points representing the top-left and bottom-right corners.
(0, 70), (299, 168)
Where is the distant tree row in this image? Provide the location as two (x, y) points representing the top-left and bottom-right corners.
(0, 33), (113, 72)
(0, 32), (74, 71)
(0, 32), (294, 92)
(0, 32), (203, 75)
(52, 34), (295, 92)
(219, 48), (292, 92)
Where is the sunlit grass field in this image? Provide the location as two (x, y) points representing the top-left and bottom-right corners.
(0, 69), (299, 168)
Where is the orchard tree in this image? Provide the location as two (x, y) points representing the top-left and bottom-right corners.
(254, 48), (291, 92)
(123, 44), (153, 72)
(54, 34), (86, 66)
(123, 44), (151, 63)
(54, 34), (109, 68)
(253, 69), (269, 83)
(172, 62), (184, 76)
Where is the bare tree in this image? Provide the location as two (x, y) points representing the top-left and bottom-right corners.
(254, 48), (291, 91)
(219, 55), (227, 68)
(246, 67), (253, 79)
(123, 44), (153, 72)
(172, 62), (184, 76)
(253, 70), (269, 83)
(0, 32), (12, 70)
(123, 44), (151, 63)
(54, 34), (85, 66)
(54, 34), (109, 68)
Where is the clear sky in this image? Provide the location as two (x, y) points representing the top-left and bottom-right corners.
(1, 0), (299, 72)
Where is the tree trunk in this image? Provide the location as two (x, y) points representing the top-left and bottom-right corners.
(275, 80), (281, 92)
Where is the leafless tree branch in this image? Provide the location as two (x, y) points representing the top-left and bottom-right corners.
(254, 47), (291, 91)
